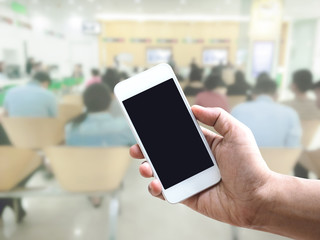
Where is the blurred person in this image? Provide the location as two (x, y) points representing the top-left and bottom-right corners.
(119, 71), (129, 81)
(31, 61), (43, 75)
(168, 54), (176, 71)
(65, 83), (135, 147)
(256, 71), (270, 82)
(294, 80), (320, 179)
(71, 64), (83, 78)
(102, 67), (120, 92)
(132, 106), (320, 240)
(195, 74), (230, 112)
(183, 65), (204, 96)
(0, 61), (7, 80)
(25, 57), (34, 75)
(227, 70), (251, 96)
(0, 72), (56, 222)
(86, 68), (101, 87)
(283, 69), (320, 120)
(232, 78), (301, 147)
(3, 71), (57, 117)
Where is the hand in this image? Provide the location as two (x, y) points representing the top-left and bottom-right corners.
(130, 105), (274, 228)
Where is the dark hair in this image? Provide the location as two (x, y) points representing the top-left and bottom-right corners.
(204, 74), (225, 90)
(313, 81), (320, 90)
(292, 69), (313, 93)
(211, 66), (223, 76)
(71, 83), (112, 127)
(102, 68), (120, 92)
(235, 70), (246, 84)
(189, 66), (203, 82)
(253, 78), (277, 95)
(91, 68), (100, 76)
(256, 72), (270, 82)
(33, 71), (51, 84)
(119, 71), (129, 80)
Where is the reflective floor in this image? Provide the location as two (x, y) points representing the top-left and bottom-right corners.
(1, 160), (290, 240)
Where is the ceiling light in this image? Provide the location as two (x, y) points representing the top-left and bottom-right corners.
(180, 0), (186, 5)
(134, 0), (141, 3)
(68, 0), (74, 4)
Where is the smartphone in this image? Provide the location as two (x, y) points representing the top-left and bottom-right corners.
(114, 63), (221, 203)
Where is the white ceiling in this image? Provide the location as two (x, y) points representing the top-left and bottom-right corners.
(3, 0), (320, 21)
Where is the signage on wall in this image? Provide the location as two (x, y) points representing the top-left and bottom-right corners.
(103, 37), (125, 43)
(182, 38), (204, 44)
(82, 21), (101, 35)
(157, 38), (178, 44)
(209, 39), (230, 44)
(147, 48), (172, 64)
(131, 38), (152, 43)
(203, 49), (228, 65)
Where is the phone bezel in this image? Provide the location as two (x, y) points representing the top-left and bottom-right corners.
(114, 63), (221, 203)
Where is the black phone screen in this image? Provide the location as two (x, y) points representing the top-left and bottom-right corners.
(123, 78), (214, 189)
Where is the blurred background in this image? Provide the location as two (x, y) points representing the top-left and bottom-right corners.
(1, 0), (320, 239)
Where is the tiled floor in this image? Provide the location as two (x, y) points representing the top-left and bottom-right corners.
(0, 160), (291, 240)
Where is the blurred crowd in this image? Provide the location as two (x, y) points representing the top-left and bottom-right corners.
(1, 55), (320, 222)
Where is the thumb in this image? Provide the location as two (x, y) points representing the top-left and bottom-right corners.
(191, 105), (241, 138)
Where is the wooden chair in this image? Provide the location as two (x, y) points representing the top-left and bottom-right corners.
(0, 147), (42, 191)
(44, 146), (131, 192)
(260, 148), (301, 175)
(2, 118), (64, 149)
(58, 104), (83, 123)
(227, 95), (246, 109)
(301, 120), (320, 148)
(61, 94), (83, 107)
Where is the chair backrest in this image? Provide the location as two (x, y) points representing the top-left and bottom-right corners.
(45, 147), (131, 192)
(61, 94), (83, 107)
(260, 148), (301, 175)
(2, 118), (64, 149)
(0, 147), (42, 191)
(58, 104), (83, 123)
(228, 95), (247, 109)
(301, 120), (320, 147)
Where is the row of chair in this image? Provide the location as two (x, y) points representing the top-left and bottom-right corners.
(0, 146), (131, 193)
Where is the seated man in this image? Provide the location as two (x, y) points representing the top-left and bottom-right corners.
(65, 83), (135, 146)
(4, 71), (57, 117)
(0, 71), (57, 222)
(232, 78), (301, 147)
(294, 81), (320, 178)
(283, 69), (320, 120)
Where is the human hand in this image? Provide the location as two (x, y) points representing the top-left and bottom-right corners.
(130, 105), (273, 228)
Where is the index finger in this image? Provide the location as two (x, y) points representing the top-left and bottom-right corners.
(129, 144), (144, 159)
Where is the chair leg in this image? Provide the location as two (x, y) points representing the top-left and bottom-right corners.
(108, 191), (120, 240)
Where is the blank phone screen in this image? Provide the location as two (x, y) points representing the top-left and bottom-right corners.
(123, 78), (214, 189)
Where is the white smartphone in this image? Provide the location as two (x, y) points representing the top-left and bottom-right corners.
(114, 63), (221, 203)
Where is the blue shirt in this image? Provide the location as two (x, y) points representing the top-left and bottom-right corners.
(232, 95), (302, 147)
(4, 81), (57, 117)
(65, 112), (136, 147)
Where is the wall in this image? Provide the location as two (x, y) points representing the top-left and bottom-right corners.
(99, 21), (240, 68)
(288, 19), (317, 80)
(0, 6), (99, 79)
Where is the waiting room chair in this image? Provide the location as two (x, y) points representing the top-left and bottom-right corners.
(227, 95), (246, 110)
(2, 118), (64, 149)
(44, 146), (131, 192)
(61, 94), (83, 107)
(260, 148), (301, 175)
(0, 147), (41, 191)
(45, 146), (131, 240)
(301, 120), (320, 148)
(58, 103), (83, 123)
